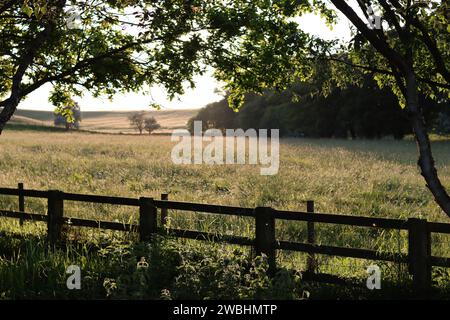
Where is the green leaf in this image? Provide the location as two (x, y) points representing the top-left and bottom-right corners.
(22, 4), (33, 17)
(41, 4), (47, 15)
(149, 102), (162, 110)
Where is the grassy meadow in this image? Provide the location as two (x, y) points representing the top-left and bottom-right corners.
(0, 128), (449, 299)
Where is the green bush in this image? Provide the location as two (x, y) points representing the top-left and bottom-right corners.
(103, 237), (306, 300)
(0, 234), (306, 300)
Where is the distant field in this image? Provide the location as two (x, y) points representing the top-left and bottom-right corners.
(11, 109), (198, 133)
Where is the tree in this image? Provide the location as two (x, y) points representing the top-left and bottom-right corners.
(188, 77), (428, 139)
(54, 101), (81, 130)
(207, 1), (450, 218)
(0, 0), (309, 133)
(187, 98), (237, 134)
(129, 112), (145, 135)
(315, 1), (450, 218)
(2, 1), (448, 217)
(433, 112), (450, 135)
(144, 117), (161, 135)
(324, 0), (450, 217)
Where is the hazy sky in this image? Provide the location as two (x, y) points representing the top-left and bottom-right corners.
(18, 7), (355, 112)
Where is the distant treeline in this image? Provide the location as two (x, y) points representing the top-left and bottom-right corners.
(189, 79), (449, 139)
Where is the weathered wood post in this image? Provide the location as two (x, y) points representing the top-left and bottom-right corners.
(255, 206), (276, 275)
(139, 197), (157, 242)
(47, 190), (64, 244)
(306, 200), (316, 273)
(18, 183), (25, 226)
(160, 193), (169, 227)
(408, 218), (431, 293)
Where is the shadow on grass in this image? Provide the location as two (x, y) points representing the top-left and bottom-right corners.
(4, 123), (69, 133)
(4, 123), (173, 136)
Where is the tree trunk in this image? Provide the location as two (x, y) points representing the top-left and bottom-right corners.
(0, 98), (20, 133)
(0, 1), (65, 134)
(406, 71), (450, 218)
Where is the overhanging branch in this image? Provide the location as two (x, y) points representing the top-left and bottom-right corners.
(330, 0), (408, 74)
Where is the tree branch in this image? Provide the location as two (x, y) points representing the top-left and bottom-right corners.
(411, 19), (450, 85)
(378, 0), (407, 42)
(387, 0), (450, 84)
(0, 0), (67, 133)
(19, 36), (163, 98)
(330, 0), (408, 74)
(323, 56), (450, 91)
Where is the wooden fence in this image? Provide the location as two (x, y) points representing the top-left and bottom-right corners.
(1, 183), (450, 292)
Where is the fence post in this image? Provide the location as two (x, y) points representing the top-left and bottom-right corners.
(306, 200), (316, 273)
(139, 197), (157, 242)
(18, 183), (25, 226)
(408, 218), (431, 293)
(47, 190), (64, 245)
(255, 206), (276, 275)
(161, 193), (169, 227)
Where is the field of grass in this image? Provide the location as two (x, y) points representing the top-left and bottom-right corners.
(0, 129), (449, 299)
(11, 109), (198, 133)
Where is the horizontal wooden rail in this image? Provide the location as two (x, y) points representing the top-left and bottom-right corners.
(276, 240), (408, 263)
(428, 222), (450, 234)
(0, 210), (47, 222)
(430, 256), (450, 268)
(0, 188), (48, 198)
(63, 192), (140, 206)
(155, 200), (255, 217)
(0, 188), (254, 215)
(166, 228), (254, 246)
(64, 217), (137, 232)
(274, 210), (408, 229)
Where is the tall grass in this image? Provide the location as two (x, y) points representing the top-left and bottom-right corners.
(0, 131), (449, 298)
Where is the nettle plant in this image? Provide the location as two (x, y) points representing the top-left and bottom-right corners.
(100, 238), (306, 300)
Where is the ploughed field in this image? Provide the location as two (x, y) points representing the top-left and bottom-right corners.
(10, 109), (197, 133)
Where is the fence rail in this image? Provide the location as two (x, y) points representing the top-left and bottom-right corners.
(1, 183), (450, 292)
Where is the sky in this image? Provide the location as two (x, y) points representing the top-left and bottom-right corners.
(18, 5), (356, 112)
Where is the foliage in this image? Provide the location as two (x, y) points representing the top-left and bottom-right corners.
(433, 112), (450, 135)
(54, 101), (81, 130)
(128, 112), (145, 135)
(0, 235), (307, 300)
(1, 1), (448, 127)
(187, 98), (237, 133)
(144, 117), (161, 135)
(0, 0), (329, 113)
(189, 78), (448, 139)
(129, 113), (161, 135)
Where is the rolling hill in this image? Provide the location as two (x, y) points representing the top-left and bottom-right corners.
(10, 109), (198, 133)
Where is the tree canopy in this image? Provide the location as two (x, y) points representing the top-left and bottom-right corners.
(144, 116), (160, 135)
(188, 78), (449, 139)
(0, 0), (323, 131)
(54, 101), (81, 129)
(210, 0), (450, 218)
(1, 0), (449, 217)
(186, 0), (450, 218)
